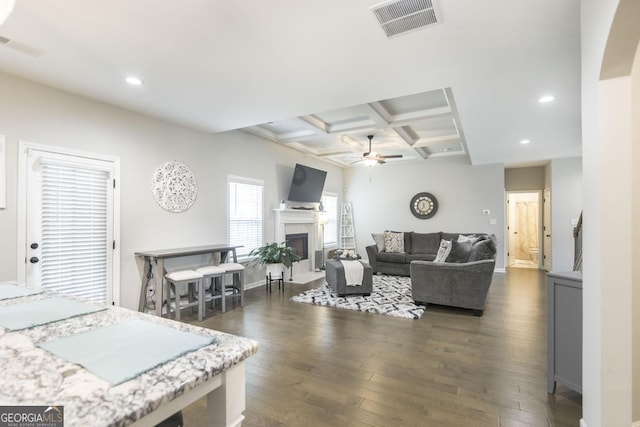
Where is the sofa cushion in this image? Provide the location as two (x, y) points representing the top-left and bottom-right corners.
(384, 231), (405, 253)
(468, 238), (497, 261)
(371, 233), (385, 252)
(410, 232), (441, 254)
(408, 253), (436, 262)
(433, 239), (453, 263)
(445, 240), (473, 263)
(377, 252), (410, 264)
(441, 232), (461, 242)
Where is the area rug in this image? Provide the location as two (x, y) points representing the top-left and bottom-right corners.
(290, 275), (425, 319)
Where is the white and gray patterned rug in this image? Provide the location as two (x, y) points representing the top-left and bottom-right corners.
(290, 275), (425, 319)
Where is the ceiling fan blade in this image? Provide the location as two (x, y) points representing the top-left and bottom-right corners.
(379, 154), (403, 159)
(377, 159), (386, 164)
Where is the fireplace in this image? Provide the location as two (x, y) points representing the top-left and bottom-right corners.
(274, 208), (318, 273)
(285, 233), (309, 260)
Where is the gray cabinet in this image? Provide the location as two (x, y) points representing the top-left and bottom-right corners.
(547, 271), (582, 394)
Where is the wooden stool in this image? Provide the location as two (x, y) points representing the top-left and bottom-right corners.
(218, 263), (245, 311)
(195, 265), (225, 315)
(164, 270), (204, 321)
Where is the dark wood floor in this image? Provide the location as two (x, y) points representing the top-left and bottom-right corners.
(182, 268), (582, 426)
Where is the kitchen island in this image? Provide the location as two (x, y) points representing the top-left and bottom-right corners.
(0, 285), (258, 427)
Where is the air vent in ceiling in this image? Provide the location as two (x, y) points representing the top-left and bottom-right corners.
(0, 36), (45, 58)
(370, 0), (440, 38)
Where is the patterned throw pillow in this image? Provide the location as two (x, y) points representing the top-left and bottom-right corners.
(383, 231), (405, 253)
(433, 239), (452, 262)
(371, 233), (386, 252)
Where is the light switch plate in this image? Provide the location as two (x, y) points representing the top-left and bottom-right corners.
(489, 219), (497, 225)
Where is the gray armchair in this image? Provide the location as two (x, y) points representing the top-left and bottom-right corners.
(410, 259), (495, 316)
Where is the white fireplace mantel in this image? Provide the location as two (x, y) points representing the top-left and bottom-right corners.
(273, 208), (320, 272)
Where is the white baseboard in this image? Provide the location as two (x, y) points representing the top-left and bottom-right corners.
(494, 267), (506, 273)
(580, 419), (587, 427)
(244, 280), (263, 291)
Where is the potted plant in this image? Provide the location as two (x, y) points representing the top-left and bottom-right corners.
(249, 241), (302, 279)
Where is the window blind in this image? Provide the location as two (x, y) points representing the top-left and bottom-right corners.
(322, 193), (338, 246)
(40, 161), (111, 303)
(228, 177), (263, 258)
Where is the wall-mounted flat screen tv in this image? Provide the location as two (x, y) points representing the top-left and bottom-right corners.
(287, 163), (327, 203)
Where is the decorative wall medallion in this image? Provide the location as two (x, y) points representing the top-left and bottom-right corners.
(151, 161), (198, 213)
(410, 192), (438, 219)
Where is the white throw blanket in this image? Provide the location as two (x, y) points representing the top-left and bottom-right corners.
(341, 260), (364, 286)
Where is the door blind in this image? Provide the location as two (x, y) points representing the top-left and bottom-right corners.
(40, 161), (111, 303)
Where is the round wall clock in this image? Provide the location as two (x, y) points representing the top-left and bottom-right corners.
(410, 192), (438, 219)
(151, 161), (198, 213)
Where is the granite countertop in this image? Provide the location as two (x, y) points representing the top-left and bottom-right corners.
(0, 291), (259, 427)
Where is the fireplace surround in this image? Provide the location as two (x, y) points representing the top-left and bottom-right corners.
(274, 208), (321, 273)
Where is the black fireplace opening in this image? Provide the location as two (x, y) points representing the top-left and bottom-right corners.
(285, 233), (308, 260)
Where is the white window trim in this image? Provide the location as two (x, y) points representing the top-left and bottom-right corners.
(322, 191), (338, 248)
(227, 174), (264, 261)
(17, 140), (121, 305)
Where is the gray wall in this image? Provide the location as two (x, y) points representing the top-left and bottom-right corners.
(549, 157), (583, 271)
(0, 72), (343, 309)
(344, 157), (506, 270)
(505, 166), (545, 191)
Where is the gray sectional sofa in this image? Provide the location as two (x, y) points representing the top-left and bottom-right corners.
(366, 232), (496, 276)
(365, 232), (497, 315)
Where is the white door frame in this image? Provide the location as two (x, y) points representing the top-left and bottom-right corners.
(505, 190), (543, 269)
(16, 140), (121, 304)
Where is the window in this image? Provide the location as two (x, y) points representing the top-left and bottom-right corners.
(321, 193), (338, 247)
(228, 175), (264, 258)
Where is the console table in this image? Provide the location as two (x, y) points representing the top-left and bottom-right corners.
(547, 270), (582, 394)
(135, 244), (241, 316)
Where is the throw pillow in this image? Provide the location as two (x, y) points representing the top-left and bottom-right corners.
(457, 234), (478, 243)
(383, 231), (405, 253)
(433, 239), (452, 262)
(446, 240), (473, 263)
(468, 238), (497, 261)
(371, 233), (386, 252)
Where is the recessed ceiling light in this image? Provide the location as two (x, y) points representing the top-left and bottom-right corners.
(538, 95), (555, 103)
(441, 148), (451, 152)
(125, 76), (143, 86)
(520, 139), (531, 145)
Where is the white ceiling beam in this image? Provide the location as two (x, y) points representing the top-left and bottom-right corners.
(392, 126), (419, 147)
(299, 115), (330, 134)
(412, 134), (462, 148)
(326, 118), (377, 133)
(243, 126), (277, 142)
(274, 129), (317, 143)
(362, 103), (392, 128)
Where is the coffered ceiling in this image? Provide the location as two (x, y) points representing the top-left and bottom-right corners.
(0, 0), (582, 167)
(245, 87), (467, 166)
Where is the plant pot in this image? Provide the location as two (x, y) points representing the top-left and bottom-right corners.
(266, 263), (285, 279)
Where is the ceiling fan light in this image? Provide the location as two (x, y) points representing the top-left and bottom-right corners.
(364, 158), (377, 167)
(0, 0), (15, 26)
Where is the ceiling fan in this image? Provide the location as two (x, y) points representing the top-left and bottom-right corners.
(360, 135), (403, 166)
